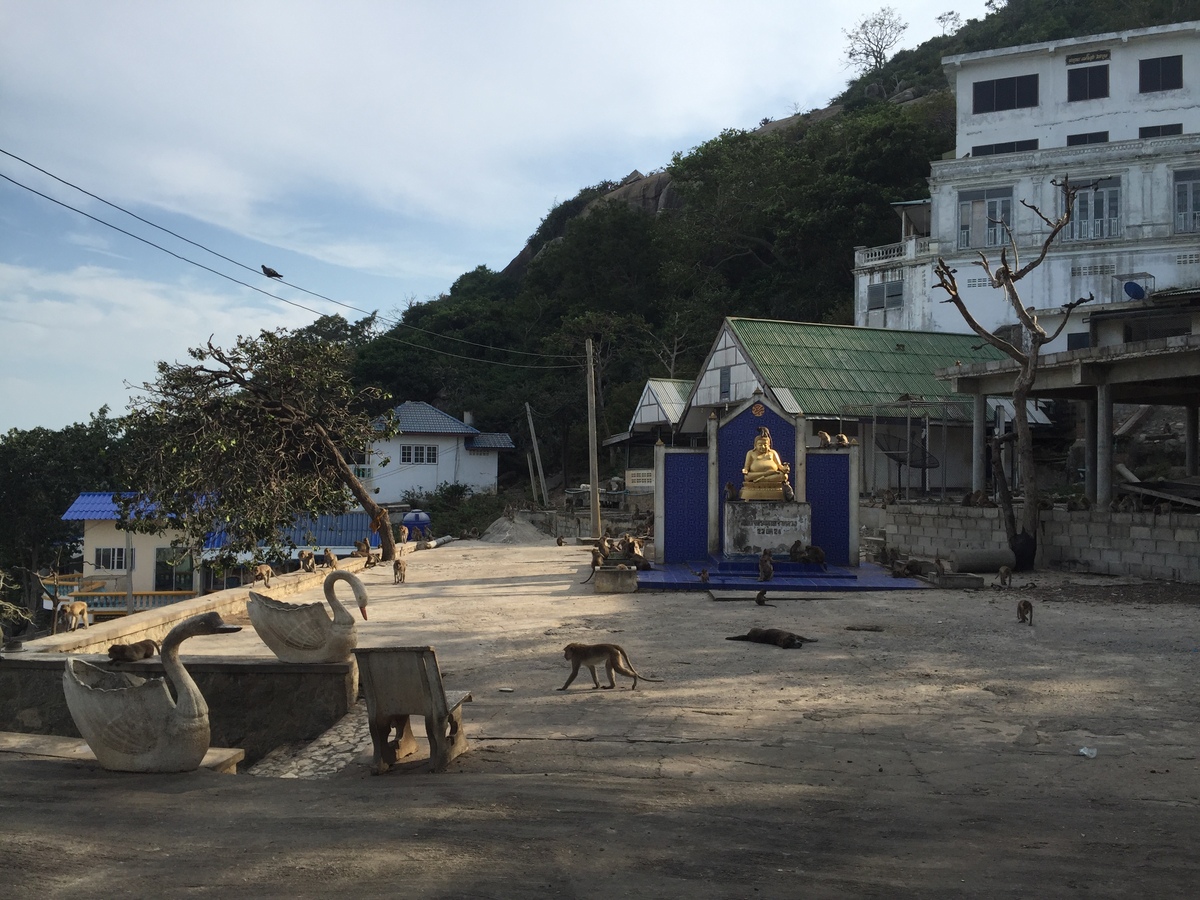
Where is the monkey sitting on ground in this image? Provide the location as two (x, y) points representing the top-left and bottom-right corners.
(297, 550), (317, 573)
(557, 535), (566, 546)
(351, 538), (371, 558)
(1017, 598), (1033, 625)
(788, 540), (806, 563)
(802, 545), (827, 570)
(251, 564), (275, 589)
(758, 549), (774, 582)
(995, 565), (1012, 588)
(323, 548), (339, 569)
(698, 568), (709, 583)
(107, 639), (159, 662)
(754, 589), (776, 608)
(557, 643), (662, 691)
(393, 557), (407, 584)
(726, 627), (818, 649)
(580, 547), (606, 584)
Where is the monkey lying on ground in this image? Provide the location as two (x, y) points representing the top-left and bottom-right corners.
(557, 643), (662, 691)
(726, 627), (818, 649)
(251, 564), (275, 588)
(580, 547), (606, 584)
(758, 549), (774, 582)
(107, 639), (160, 662)
(1017, 599), (1033, 625)
(298, 550), (317, 573)
(393, 558), (406, 584)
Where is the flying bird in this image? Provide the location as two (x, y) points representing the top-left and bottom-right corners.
(261, 265), (283, 279)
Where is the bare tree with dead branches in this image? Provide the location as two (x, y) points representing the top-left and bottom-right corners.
(933, 175), (1093, 570)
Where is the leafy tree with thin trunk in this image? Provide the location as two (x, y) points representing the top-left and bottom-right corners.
(121, 329), (399, 564)
(933, 176), (1092, 570)
(843, 7), (908, 75)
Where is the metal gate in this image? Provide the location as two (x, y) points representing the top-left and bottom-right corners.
(807, 452), (850, 566)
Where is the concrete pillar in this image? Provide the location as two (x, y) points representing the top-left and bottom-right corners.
(1187, 405), (1198, 477)
(792, 413), (807, 503)
(707, 413), (720, 556)
(1083, 398), (1098, 502)
(1096, 384), (1113, 507)
(972, 394), (987, 493)
(652, 439), (665, 563)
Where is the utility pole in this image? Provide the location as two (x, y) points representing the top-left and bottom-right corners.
(525, 403), (549, 507)
(586, 338), (601, 539)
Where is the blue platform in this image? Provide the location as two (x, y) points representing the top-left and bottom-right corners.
(636, 559), (927, 593)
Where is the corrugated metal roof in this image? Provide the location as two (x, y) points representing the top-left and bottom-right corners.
(204, 513), (380, 551)
(466, 433), (515, 450)
(647, 378), (693, 425)
(726, 318), (1008, 420)
(391, 400), (479, 435)
(61, 492), (134, 521)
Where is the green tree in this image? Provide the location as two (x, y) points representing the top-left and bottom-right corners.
(122, 329), (400, 562)
(0, 408), (125, 609)
(843, 7), (908, 75)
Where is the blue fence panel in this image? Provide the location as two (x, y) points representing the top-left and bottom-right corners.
(806, 453), (850, 566)
(718, 407), (795, 543)
(662, 452), (709, 564)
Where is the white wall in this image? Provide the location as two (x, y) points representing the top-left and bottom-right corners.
(365, 434), (499, 504)
(80, 521), (192, 594)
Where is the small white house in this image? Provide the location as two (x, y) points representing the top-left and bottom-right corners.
(361, 401), (515, 503)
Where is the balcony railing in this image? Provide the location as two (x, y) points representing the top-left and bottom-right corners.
(1066, 216), (1121, 241)
(856, 237), (932, 266)
(69, 590), (197, 618)
(1176, 211), (1200, 234)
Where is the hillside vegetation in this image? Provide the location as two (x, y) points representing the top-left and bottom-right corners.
(352, 0), (1200, 488)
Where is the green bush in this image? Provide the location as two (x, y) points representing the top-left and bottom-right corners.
(400, 483), (510, 538)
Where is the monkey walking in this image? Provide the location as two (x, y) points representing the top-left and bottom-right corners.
(1017, 599), (1033, 625)
(57, 600), (90, 632)
(995, 565), (1012, 588)
(557, 643), (662, 691)
(251, 564), (275, 589)
(393, 558), (407, 584)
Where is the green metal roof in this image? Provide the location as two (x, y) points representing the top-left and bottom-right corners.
(726, 318), (1008, 420)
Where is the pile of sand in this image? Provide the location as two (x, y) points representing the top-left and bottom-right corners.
(479, 516), (556, 545)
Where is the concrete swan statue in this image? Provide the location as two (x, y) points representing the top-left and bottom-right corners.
(247, 569), (368, 664)
(62, 611), (242, 773)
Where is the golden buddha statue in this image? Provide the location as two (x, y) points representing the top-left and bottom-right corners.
(739, 427), (793, 501)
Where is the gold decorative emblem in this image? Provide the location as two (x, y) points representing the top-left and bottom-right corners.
(751, 403), (765, 417)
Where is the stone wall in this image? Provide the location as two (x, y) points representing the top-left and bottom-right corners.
(877, 503), (1200, 583)
(0, 654), (356, 765)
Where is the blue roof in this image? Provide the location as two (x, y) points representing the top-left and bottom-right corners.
(64, 493), (380, 551)
(391, 400), (479, 435)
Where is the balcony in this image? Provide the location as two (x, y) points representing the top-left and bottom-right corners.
(855, 236), (934, 268)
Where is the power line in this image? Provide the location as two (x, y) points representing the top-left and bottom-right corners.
(0, 148), (584, 368)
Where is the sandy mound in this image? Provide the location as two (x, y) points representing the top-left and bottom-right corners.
(479, 516), (556, 545)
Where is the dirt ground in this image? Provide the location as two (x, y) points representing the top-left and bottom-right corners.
(3, 524), (1200, 898)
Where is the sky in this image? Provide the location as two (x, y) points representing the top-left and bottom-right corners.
(0, 0), (992, 433)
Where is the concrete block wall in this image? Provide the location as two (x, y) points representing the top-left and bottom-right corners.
(879, 504), (1200, 584)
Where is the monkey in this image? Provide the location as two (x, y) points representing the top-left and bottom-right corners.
(1155, 501), (1173, 516)
(107, 639), (159, 662)
(627, 551), (653, 571)
(788, 540), (805, 563)
(725, 481), (738, 501)
(995, 565), (1012, 588)
(782, 480), (795, 501)
(880, 489), (896, 508)
(557, 643), (662, 691)
(297, 550), (317, 573)
(698, 568), (709, 583)
(350, 538), (371, 558)
(833, 433), (851, 448)
(803, 545), (827, 570)
(892, 558), (918, 578)
(393, 557), (407, 584)
(758, 548), (774, 582)
(726, 628), (817, 649)
(934, 554), (950, 576)
(57, 600), (90, 632)
(580, 547), (606, 584)
(817, 431), (833, 448)
(557, 535), (566, 546)
(1017, 598), (1033, 625)
(754, 589), (776, 607)
(398, 525), (410, 544)
(323, 548), (339, 569)
(251, 564), (275, 589)
(364, 552), (379, 568)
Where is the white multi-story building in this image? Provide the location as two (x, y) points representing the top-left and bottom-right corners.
(855, 20), (1200, 352)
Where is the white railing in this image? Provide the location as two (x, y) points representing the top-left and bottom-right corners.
(857, 237), (935, 267)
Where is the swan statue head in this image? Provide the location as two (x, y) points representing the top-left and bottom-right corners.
(247, 569), (368, 664)
(62, 611), (242, 773)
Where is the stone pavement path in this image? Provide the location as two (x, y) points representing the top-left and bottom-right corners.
(245, 698), (371, 779)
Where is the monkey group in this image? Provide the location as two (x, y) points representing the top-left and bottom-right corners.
(298, 550), (317, 573)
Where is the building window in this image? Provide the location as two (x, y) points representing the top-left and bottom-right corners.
(350, 450), (372, 481)
(1066, 131), (1109, 146)
(718, 366), (731, 402)
(155, 548), (193, 592)
(1175, 169), (1200, 233)
(1140, 123), (1183, 138)
(972, 74), (1038, 113)
(958, 187), (1013, 249)
(1140, 55), (1183, 93)
(1066, 177), (1120, 241)
(1068, 64), (1109, 101)
(972, 139), (1037, 156)
(1066, 332), (1091, 351)
(400, 444), (438, 465)
(95, 547), (132, 571)
(867, 280), (903, 310)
